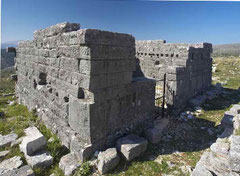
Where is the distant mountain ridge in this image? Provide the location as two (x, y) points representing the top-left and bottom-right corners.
(213, 43), (240, 57)
(1, 49), (15, 69)
(1, 40), (20, 49)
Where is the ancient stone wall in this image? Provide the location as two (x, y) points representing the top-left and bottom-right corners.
(135, 40), (212, 111)
(15, 22), (156, 161)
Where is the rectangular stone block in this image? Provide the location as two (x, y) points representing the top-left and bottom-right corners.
(34, 22), (80, 39)
(20, 126), (47, 155)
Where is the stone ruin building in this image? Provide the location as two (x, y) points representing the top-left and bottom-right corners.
(135, 40), (213, 112)
(14, 22), (212, 161)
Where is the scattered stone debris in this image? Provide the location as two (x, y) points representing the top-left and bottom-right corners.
(59, 153), (80, 176)
(3, 165), (35, 176)
(97, 148), (120, 174)
(0, 156), (23, 175)
(0, 133), (18, 148)
(116, 134), (148, 161)
(20, 126), (53, 168)
(192, 104), (240, 176)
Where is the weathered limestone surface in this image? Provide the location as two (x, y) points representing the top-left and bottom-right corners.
(0, 156), (23, 175)
(20, 126), (46, 155)
(192, 104), (240, 176)
(15, 22), (156, 161)
(0, 133), (18, 148)
(59, 153), (80, 176)
(97, 148), (120, 174)
(3, 165), (35, 176)
(116, 134), (148, 161)
(24, 150), (53, 168)
(135, 40), (212, 112)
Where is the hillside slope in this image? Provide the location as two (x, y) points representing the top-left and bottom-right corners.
(213, 43), (240, 56)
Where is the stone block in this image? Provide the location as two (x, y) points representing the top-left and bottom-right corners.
(20, 126), (47, 155)
(59, 153), (80, 176)
(79, 29), (135, 47)
(97, 148), (120, 174)
(24, 150), (53, 168)
(68, 97), (91, 142)
(0, 156), (23, 175)
(0, 133), (18, 148)
(34, 22), (80, 39)
(15, 165), (35, 176)
(116, 134), (148, 161)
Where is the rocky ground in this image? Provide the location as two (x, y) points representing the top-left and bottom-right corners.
(0, 56), (239, 176)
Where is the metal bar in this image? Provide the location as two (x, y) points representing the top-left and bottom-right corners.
(162, 73), (166, 118)
(173, 90), (175, 108)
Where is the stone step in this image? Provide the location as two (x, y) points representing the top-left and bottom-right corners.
(116, 134), (148, 161)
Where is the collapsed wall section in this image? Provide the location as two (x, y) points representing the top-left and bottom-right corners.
(15, 22), (156, 161)
(135, 40), (212, 111)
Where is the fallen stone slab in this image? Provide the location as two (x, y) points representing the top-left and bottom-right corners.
(116, 134), (148, 161)
(3, 165), (35, 176)
(0, 156), (23, 175)
(97, 148), (120, 174)
(20, 126), (46, 155)
(0, 133), (18, 148)
(191, 164), (214, 176)
(0, 150), (9, 160)
(191, 152), (214, 176)
(24, 150), (53, 168)
(16, 165), (35, 176)
(59, 153), (80, 176)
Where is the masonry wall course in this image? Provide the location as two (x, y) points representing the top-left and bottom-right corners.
(15, 22), (156, 161)
(135, 40), (212, 112)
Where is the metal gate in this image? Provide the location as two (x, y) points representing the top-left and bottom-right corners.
(155, 73), (166, 118)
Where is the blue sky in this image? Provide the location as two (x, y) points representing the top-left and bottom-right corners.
(2, 0), (240, 45)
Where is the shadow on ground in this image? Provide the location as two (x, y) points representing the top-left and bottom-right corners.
(108, 86), (240, 175)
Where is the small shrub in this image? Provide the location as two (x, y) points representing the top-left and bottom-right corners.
(74, 162), (92, 176)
